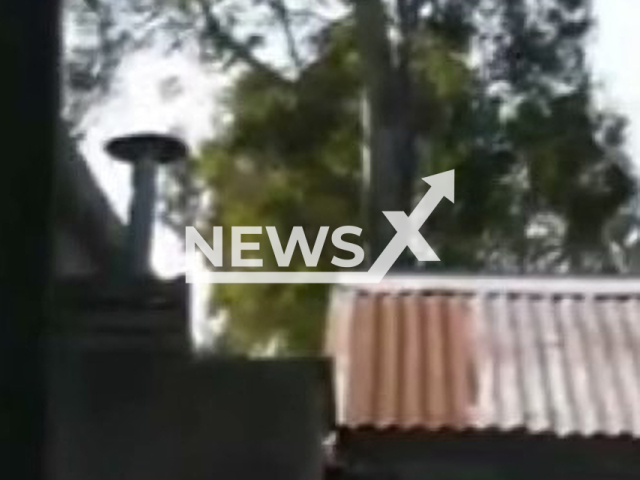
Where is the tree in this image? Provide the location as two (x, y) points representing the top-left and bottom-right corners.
(63, 0), (638, 353)
(197, 23), (362, 352)
(421, 0), (637, 273)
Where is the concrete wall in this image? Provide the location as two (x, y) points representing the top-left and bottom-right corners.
(46, 351), (330, 480)
(53, 227), (99, 277)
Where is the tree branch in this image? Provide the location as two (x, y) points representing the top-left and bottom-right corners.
(195, 0), (291, 86)
(81, 0), (98, 12)
(410, 0), (429, 17)
(267, 0), (304, 72)
(398, 0), (420, 36)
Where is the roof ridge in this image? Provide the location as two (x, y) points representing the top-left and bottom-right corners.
(339, 275), (640, 295)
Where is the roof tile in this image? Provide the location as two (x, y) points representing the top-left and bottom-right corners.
(326, 277), (640, 438)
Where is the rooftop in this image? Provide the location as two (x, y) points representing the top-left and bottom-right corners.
(325, 275), (640, 438)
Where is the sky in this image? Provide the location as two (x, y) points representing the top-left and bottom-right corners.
(76, 0), (640, 280)
(591, 0), (640, 168)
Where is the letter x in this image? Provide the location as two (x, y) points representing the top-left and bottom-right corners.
(383, 211), (439, 262)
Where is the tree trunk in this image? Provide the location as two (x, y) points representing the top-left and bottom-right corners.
(353, 0), (418, 265)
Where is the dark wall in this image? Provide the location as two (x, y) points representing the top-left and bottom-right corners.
(337, 430), (640, 480)
(0, 1), (59, 478)
(47, 352), (330, 480)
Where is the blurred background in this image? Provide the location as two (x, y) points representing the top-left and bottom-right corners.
(61, 0), (640, 354)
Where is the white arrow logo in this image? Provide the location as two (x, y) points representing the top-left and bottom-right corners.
(369, 169), (455, 277)
(187, 170), (454, 284)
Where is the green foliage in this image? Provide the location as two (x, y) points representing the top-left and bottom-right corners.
(198, 25), (362, 353)
(193, 0), (636, 353)
(392, 0), (637, 274)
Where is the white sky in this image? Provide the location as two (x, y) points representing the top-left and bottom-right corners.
(78, 0), (640, 279)
(591, 0), (640, 167)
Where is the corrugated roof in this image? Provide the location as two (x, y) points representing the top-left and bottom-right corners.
(325, 276), (640, 438)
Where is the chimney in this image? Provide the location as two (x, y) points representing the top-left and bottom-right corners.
(105, 133), (188, 277)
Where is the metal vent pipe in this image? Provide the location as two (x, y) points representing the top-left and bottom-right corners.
(105, 133), (188, 277)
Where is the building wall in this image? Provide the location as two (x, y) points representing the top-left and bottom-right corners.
(46, 352), (330, 480)
(53, 227), (99, 277)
